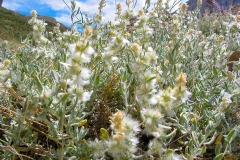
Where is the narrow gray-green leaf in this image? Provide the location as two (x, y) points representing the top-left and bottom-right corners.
(61, 93), (70, 103)
(36, 112), (47, 121)
(95, 75), (100, 85)
(215, 142), (222, 155)
(213, 66), (218, 75)
(225, 129), (236, 143)
(34, 74), (43, 93)
(213, 153), (223, 160)
(147, 76), (156, 82)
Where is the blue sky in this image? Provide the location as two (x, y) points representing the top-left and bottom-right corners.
(2, 0), (188, 28)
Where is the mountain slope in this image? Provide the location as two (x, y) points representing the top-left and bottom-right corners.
(187, 0), (240, 14)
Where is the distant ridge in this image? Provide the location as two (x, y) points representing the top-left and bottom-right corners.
(37, 15), (69, 31)
(186, 0), (240, 14)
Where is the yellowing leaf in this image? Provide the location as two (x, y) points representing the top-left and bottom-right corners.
(215, 133), (222, 144)
(100, 128), (109, 140)
(78, 119), (87, 127)
(82, 139), (88, 147)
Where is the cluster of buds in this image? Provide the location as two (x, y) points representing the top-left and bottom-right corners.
(130, 43), (158, 105)
(101, 35), (129, 69)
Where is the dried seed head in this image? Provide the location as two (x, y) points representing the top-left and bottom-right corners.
(176, 72), (187, 86)
(197, 0), (202, 8)
(132, 43), (139, 52)
(138, 9), (144, 16)
(3, 59), (10, 68)
(85, 26), (92, 37)
(110, 111), (124, 132)
(180, 3), (188, 15)
(99, 0), (106, 11)
(31, 10), (37, 17)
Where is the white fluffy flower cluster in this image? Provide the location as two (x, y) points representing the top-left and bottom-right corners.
(87, 111), (140, 159)
(61, 26), (95, 102)
(107, 111), (140, 159)
(28, 10), (49, 45)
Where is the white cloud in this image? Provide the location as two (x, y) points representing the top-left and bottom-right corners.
(55, 13), (72, 26)
(2, 2), (21, 10)
(39, 0), (70, 10)
(75, 0), (100, 13)
(2, 0), (29, 11)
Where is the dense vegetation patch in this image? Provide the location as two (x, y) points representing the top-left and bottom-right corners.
(0, 0), (240, 159)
